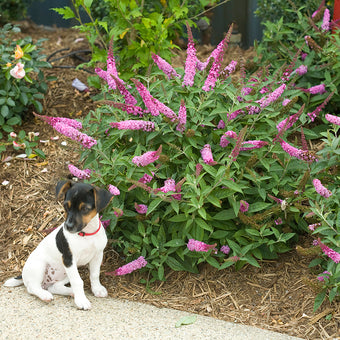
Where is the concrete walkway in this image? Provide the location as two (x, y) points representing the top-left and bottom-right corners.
(0, 286), (302, 340)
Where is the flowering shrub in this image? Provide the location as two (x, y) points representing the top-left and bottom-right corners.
(0, 23), (51, 138)
(39, 1), (339, 307)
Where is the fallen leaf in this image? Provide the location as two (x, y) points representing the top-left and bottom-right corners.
(175, 315), (197, 328)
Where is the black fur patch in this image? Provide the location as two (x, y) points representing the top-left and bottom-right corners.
(56, 228), (73, 267)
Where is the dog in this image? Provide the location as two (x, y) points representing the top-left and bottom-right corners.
(3, 180), (113, 310)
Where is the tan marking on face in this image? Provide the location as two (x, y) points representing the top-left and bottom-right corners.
(82, 209), (97, 225)
(64, 201), (71, 209)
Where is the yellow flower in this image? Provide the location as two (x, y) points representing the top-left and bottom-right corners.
(160, 0), (167, 7)
(6, 62), (12, 67)
(15, 45), (24, 59)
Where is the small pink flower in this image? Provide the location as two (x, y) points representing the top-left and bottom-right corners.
(68, 164), (91, 179)
(282, 99), (291, 106)
(308, 222), (321, 231)
(108, 256), (148, 276)
(10, 62), (25, 79)
(220, 131), (237, 147)
(187, 239), (217, 252)
(223, 60), (237, 75)
(220, 245), (230, 255)
(275, 218), (283, 225)
(152, 53), (181, 79)
(268, 194), (283, 205)
(135, 203), (148, 214)
(317, 271), (331, 282)
(227, 109), (244, 121)
(295, 65), (308, 76)
(325, 114), (340, 126)
(156, 178), (176, 193)
(217, 120), (225, 129)
(13, 141), (25, 148)
(200, 144), (217, 165)
(10, 132), (17, 138)
(100, 218), (111, 229)
(113, 208), (123, 218)
(239, 200), (249, 213)
(108, 184), (120, 196)
(132, 145), (162, 167)
(317, 239), (340, 263)
(312, 179), (332, 198)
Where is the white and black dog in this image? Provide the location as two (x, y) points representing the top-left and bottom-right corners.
(4, 180), (113, 310)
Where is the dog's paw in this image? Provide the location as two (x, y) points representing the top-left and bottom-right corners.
(74, 296), (91, 310)
(92, 284), (108, 298)
(39, 290), (53, 302)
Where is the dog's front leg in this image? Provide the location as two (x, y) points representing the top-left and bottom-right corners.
(89, 251), (107, 298)
(65, 265), (91, 310)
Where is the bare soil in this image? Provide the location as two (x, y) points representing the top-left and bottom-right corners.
(0, 22), (339, 340)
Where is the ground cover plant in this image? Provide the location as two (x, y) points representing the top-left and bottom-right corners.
(36, 1), (339, 310)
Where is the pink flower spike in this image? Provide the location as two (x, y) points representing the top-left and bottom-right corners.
(152, 53), (181, 79)
(134, 203), (148, 214)
(34, 113), (82, 130)
(325, 114), (340, 126)
(155, 179), (176, 194)
(308, 84), (326, 95)
(132, 79), (160, 116)
(239, 200), (249, 213)
(110, 120), (155, 132)
(239, 140), (268, 151)
(103, 101), (144, 116)
(321, 8), (330, 31)
(176, 100), (187, 132)
(312, 179), (332, 198)
(223, 60), (237, 76)
(132, 145), (162, 167)
(187, 239), (217, 252)
(108, 184), (120, 196)
(259, 84), (286, 108)
(202, 25), (232, 92)
(276, 104), (305, 133)
(317, 239), (340, 263)
(153, 98), (177, 121)
(295, 65), (308, 76)
(111, 75), (137, 105)
(200, 144), (217, 165)
(279, 139), (318, 162)
(308, 222), (321, 231)
(182, 23), (197, 87)
(109, 256), (148, 276)
(282, 99), (291, 106)
(317, 271), (331, 282)
(68, 164), (91, 179)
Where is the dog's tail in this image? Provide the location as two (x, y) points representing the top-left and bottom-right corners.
(3, 275), (24, 287)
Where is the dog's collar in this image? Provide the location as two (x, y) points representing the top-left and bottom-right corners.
(78, 222), (102, 237)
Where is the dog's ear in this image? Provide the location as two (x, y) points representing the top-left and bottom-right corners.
(56, 180), (73, 201)
(94, 188), (113, 212)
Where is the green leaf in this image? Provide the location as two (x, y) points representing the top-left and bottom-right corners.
(313, 290), (326, 312)
(166, 257), (185, 271)
(248, 202), (272, 213)
(33, 148), (46, 159)
(52, 6), (76, 20)
(6, 117), (21, 126)
(1, 105), (9, 117)
(195, 218), (213, 232)
(168, 214), (187, 222)
(206, 256), (220, 269)
(213, 209), (236, 221)
(164, 239), (185, 247)
(175, 315), (197, 328)
(84, 0), (93, 8)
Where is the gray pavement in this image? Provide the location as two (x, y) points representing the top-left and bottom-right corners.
(0, 286), (302, 340)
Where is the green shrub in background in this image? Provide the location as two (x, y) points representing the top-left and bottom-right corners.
(0, 23), (51, 156)
(53, 0), (222, 78)
(0, 0), (35, 24)
(255, 0), (324, 24)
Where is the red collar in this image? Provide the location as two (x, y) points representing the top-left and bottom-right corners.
(78, 222), (102, 237)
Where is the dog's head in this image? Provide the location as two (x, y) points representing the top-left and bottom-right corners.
(56, 180), (113, 233)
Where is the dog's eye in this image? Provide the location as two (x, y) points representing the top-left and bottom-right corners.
(81, 206), (90, 213)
